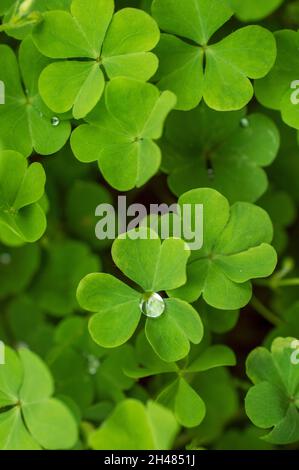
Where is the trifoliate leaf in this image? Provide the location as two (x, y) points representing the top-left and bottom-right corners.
(0, 346), (78, 449)
(71, 78), (176, 190)
(152, 0), (276, 111)
(255, 30), (299, 130)
(170, 188), (277, 309)
(77, 229), (203, 362)
(162, 104), (279, 203)
(0, 38), (71, 157)
(33, 0), (160, 118)
(245, 337), (299, 444)
(0, 150), (46, 244)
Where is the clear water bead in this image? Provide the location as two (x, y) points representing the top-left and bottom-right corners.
(51, 116), (60, 127)
(240, 117), (249, 128)
(0, 253), (11, 265)
(140, 292), (165, 318)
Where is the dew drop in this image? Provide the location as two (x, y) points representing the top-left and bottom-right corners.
(51, 116), (60, 127)
(240, 117), (249, 128)
(0, 253), (11, 265)
(140, 292), (165, 318)
(87, 355), (100, 375)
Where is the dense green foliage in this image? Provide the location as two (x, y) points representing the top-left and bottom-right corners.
(1, 0), (299, 451)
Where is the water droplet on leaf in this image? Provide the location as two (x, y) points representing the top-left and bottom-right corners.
(51, 116), (60, 127)
(87, 355), (100, 375)
(240, 117), (249, 128)
(140, 292), (165, 318)
(0, 253), (11, 265)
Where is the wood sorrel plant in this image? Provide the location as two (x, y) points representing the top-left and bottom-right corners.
(0, 0), (299, 452)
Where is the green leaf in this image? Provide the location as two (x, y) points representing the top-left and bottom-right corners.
(229, 0), (283, 21)
(162, 104), (279, 203)
(187, 345), (236, 372)
(112, 228), (190, 292)
(145, 298), (203, 362)
(7, 296), (54, 357)
(89, 399), (179, 450)
(22, 398), (78, 450)
(199, 300), (239, 334)
(170, 188), (277, 309)
(0, 244), (40, 299)
(0, 38), (71, 156)
(66, 180), (113, 249)
(255, 30), (299, 130)
(258, 188), (296, 255)
(152, 0), (233, 45)
(39, 61), (105, 119)
(0, 346), (78, 449)
(0, 150), (46, 244)
(245, 337), (299, 444)
(152, 0), (276, 111)
(31, 240), (100, 316)
(203, 26), (277, 111)
(0, 408), (41, 450)
(77, 273), (141, 348)
(71, 78), (176, 190)
(33, 1), (160, 118)
(0, 347), (22, 407)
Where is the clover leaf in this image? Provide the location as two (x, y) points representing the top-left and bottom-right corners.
(0, 345), (78, 449)
(7, 296), (54, 357)
(66, 180), (113, 249)
(77, 228), (204, 362)
(151, 0), (276, 111)
(162, 103), (279, 203)
(258, 188), (296, 255)
(245, 337), (299, 444)
(32, 0), (160, 118)
(198, 300), (239, 334)
(71, 77), (176, 190)
(89, 399), (179, 450)
(0, 37), (71, 157)
(31, 239), (100, 316)
(265, 302), (299, 347)
(188, 368), (239, 447)
(125, 331), (236, 427)
(255, 30), (299, 130)
(170, 188), (277, 310)
(228, 0), (284, 21)
(0, 150), (47, 245)
(0, 244), (40, 299)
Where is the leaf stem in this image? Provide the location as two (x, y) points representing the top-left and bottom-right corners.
(250, 296), (282, 326)
(274, 278), (299, 287)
